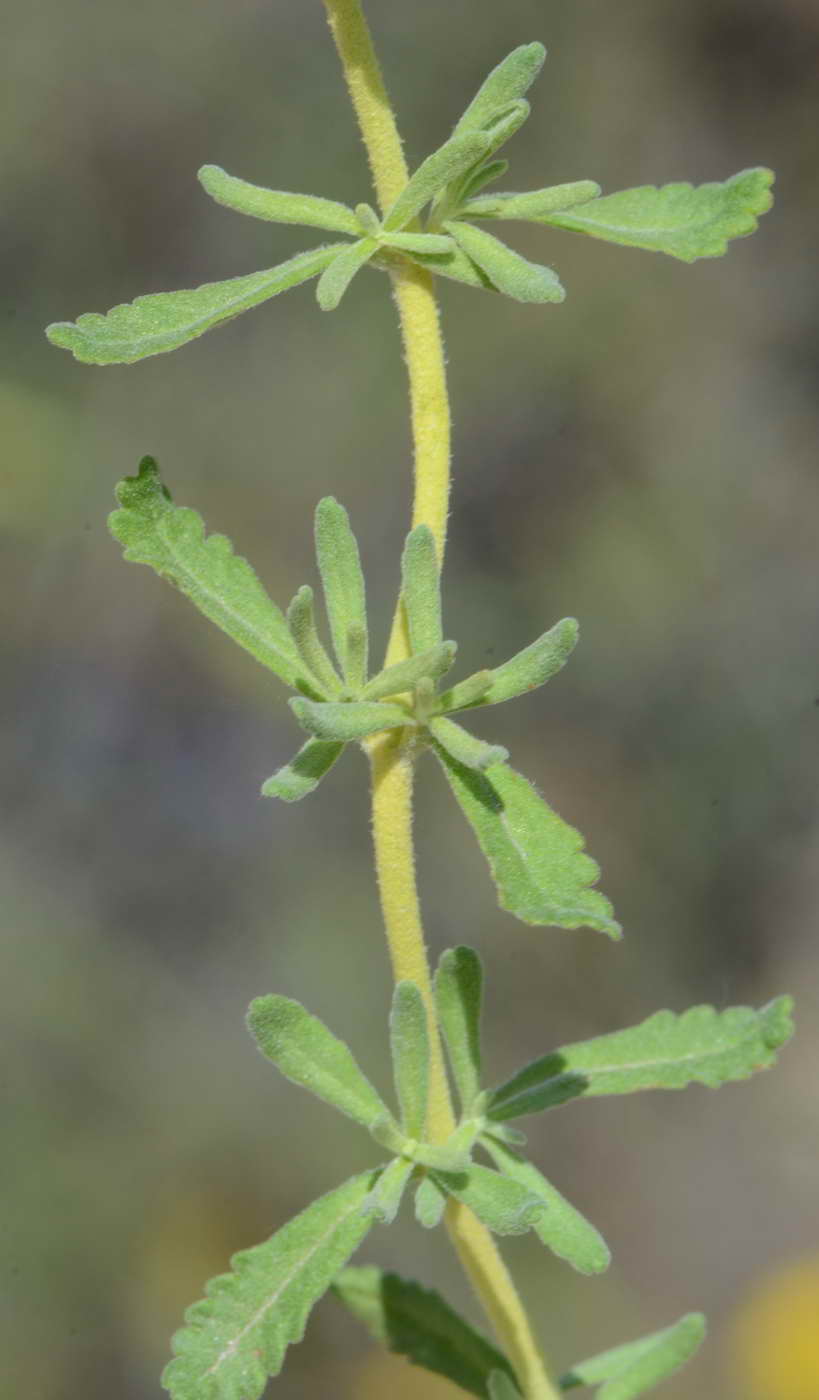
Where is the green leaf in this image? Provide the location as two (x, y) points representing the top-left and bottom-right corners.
(430, 1163), (544, 1236)
(261, 738), (345, 802)
(412, 1120), (480, 1173)
(445, 221), (565, 303)
(440, 669), (493, 710)
(541, 167), (775, 262)
(479, 99), (531, 159)
(287, 585), (343, 697)
(369, 1114), (408, 1156)
(390, 982), (430, 1139)
(47, 246), (342, 364)
(334, 1266), (517, 1400)
(109, 457), (302, 686)
(361, 642), (457, 701)
(482, 1135), (610, 1275)
(247, 994), (390, 1130)
(316, 237), (378, 310)
(290, 697), (407, 742)
(414, 1174), (448, 1229)
(464, 181), (602, 221)
(462, 159), (510, 201)
(163, 1170), (379, 1400)
(409, 242), (496, 291)
(440, 618), (578, 712)
(383, 231), (456, 255)
(559, 1314), (707, 1397)
(197, 164), (361, 234)
(489, 1372), (523, 1400)
(362, 1157), (415, 1225)
(383, 133), (491, 231)
(434, 946), (484, 1113)
(435, 750), (621, 938)
(314, 497), (368, 684)
(401, 523), (443, 653)
(429, 715), (509, 771)
(453, 43), (546, 137)
(487, 996), (795, 1122)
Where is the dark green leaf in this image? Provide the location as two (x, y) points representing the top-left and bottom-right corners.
(434, 946), (484, 1113)
(383, 133), (491, 231)
(559, 1314), (707, 1397)
(390, 982), (430, 1139)
(429, 715), (509, 771)
(361, 642), (457, 702)
(197, 165), (361, 234)
(440, 618), (578, 712)
(482, 1136), (610, 1275)
(464, 181), (601, 221)
(290, 697), (407, 742)
(430, 1163), (544, 1235)
(261, 738), (345, 802)
(314, 497), (368, 684)
(445, 221), (565, 303)
(287, 585), (343, 697)
(401, 523), (443, 653)
(453, 43), (546, 137)
(316, 237), (378, 310)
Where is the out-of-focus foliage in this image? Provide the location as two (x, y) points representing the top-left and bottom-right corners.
(3, 1), (818, 1397)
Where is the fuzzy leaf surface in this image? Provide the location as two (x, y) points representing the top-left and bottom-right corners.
(453, 43), (546, 137)
(47, 246), (341, 363)
(482, 1136), (610, 1275)
(316, 238), (378, 310)
(435, 749), (621, 937)
(384, 231), (455, 255)
(430, 1163), (544, 1236)
(334, 1266), (516, 1399)
(434, 946), (483, 1113)
(361, 642), (457, 701)
(384, 133), (491, 230)
(109, 458), (301, 686)
(247, 995), (389, 1130)
(362, 1157), (415, 1225)
(163, 1171), (378, 1400)
(464, 181), (601, 221)
(542, 167), (774, 261)
(314, 497), (368, 684)
(197, 165), (361, 233)
(401, 524), (443, 653)
(559, 1313), (707, 1397)
(478, 100), (531, 159)
(430, 716), (509, 771)
(462, 159), (510, 201)
(487, 997), (795, 1122)
(290, 697), (407, 742)
(441, 619), (578, 713)
(446, 221), (565, 303)
(261, 738), (344, 802)
(390, 982), (430, 1140)
(410, 242), (494, 290)
(287, 585), (342, 697)
(414, 1174), (448, 1229)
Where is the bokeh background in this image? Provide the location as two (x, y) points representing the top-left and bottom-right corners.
(3, 1), (818, 1397)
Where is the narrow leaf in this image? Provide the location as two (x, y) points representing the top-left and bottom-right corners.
(383, 231), (456, 255)
(414, 1174), (448, 1229)
(47, 246), (342, 364)
(446, 221), (565, 303)
(439, 669), (493, 710)
(462, 159), (510, 201)
(559, 1313), (707, 1397)
(369, 1114), (408, 1156)
(479, 99), (531, 159)
(334, 1266), (516, 1399)
(435, 750), (621, 937)
(482, 1135), (610, 1275)
(434, 946), (483, 1113)
(109, 457), (302, 686)
(247, 994), (390, 1130)
(314, 497), (368, 682)
(464, 181), (602, 221)
(489, 1372), (523, 1400)
(413, 1120), (481, 1173)
(197, 165), (361, 234)
(429, 715), (509, 771)
(287, 585), (343, 697)
(163, 1171), (378, 1400)
(487, 996), (795, 1122)
(440, 618), (578, 712)
(290, 697), (407, 742)
(361, 642), (457, 701)
(362, 1157), (415, 1226)
(453, 43), (546, 137)
(383, 133), (491, 231)
(316, 238), (377, 310)
(261, 738), (344, 802)
(409, 242), (495, 291)
(430, 1163), (544, 1236)
(390, 982), (430, 1140)
(401, 523), (443, 653)
(542, 167), (775, 262)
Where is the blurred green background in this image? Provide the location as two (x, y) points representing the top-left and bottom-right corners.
(3, 1), (818, 1397)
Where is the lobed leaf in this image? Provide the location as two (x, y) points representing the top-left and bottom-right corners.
(362, 1157), (415, 1225)
(109, 458), (302, 686)
(197, 164), (361, 234)
(487, 996), (795, 1122)
(434, 946), (484, 1113)
(430, 1163), (544, 1236)
(445, 221), (565, 303)
(316, 237), (378, 311)
(47, 246), (342, 364)
(464, 181), (601, 222)
(559, 1313), (707, 1397)
(414, 1174), (448, 1229)
(361, 641), (457, 702)
(261, 738), (345, 802)
(334, 1266), (517, 1399)
(441, 618), (578, 712)
(482, 1135), (610, 1275)
(314, 498), (368, 684)
(247, 994), (390, 1130)
(287, 585), (342, 698)
(401, 523), (443, 653)
(435, 750), (621, 937)
(290, 697), (407, 742)
(383, 133), (491, 231)
(429, 715), (509, 771)
(163, 1171), (379, 1400)
(541, 167), (775, 262)
(453, 43), (546, 138)
(390, 981), (430, 1140)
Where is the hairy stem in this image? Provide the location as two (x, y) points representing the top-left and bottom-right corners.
(322, 3), (559, 1396)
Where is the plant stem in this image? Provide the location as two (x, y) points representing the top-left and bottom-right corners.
(322, 4), (560, 1396)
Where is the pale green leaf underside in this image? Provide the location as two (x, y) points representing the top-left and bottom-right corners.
(434, 946), (484, 1113)
(316, 237), (378, 310)
(435, 750), (621, 938)
(482, 1136), (610, 1275)
(363, 1157), (415, 1225)
(247, 994), (389, 1130)
(197, 164), (361, 234)
(384, 132), (490, 231)
(440, 617), (578, 712)
(430, 715), (509, 771)
(47, 245), (342, 364)
(453, 42), (546, 138)
(414, 1174), (448, 1228)
(446, 221), (565, 303)
(261, 738), (344, 802)
(163, 1170), (378, 1400)
(487, 996), (794, 1121)
(334, 1266), (516, 1399)
(109, 457), (301, 686)
(314, 497), (368, 684)
(287, 585), (343, 698)
(464, 181), (601, 221)
(390, 981), (430, 1140)
(290, 697), (407, 742)
(401, 523), (443, 654)
(430, 1163), (544, 1236)
(543, 167), (774, 262)
(559, 1313), (706, 1397)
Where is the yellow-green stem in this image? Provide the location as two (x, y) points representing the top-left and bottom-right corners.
(322, 3), (560, 1396)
